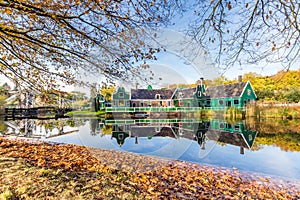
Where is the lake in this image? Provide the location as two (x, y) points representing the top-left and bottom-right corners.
(1, 117), (300, 180)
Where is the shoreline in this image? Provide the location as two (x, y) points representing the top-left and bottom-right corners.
(0, 137), (299, 199)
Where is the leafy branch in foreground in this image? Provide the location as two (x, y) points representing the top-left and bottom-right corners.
(0, 0), (177, 91)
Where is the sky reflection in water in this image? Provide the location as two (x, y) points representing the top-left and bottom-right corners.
(1, 117), (300, 180)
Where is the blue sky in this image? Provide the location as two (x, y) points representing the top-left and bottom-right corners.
(1, 2), (299, 90)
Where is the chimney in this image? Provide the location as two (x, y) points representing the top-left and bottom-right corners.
(240, 146), (244, 155)
(238, 75), (243, 83)
(200, 77), (204, 85)
(135, 83), (139, 90)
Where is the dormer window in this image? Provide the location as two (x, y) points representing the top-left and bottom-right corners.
(198, 91), (202, 97)
(155, 94), (160, 99)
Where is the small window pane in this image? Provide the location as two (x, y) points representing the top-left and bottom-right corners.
(219, 123), (224, 129)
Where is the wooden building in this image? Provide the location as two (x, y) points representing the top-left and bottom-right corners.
(112, 87), (130, 107)
(130, 88), (176, 107)
(206, 81), (257, 109)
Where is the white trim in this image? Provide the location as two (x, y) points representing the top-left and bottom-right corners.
(170, 88), (178, 99)
(239, 81), (257, 99)
(240, 133), (251, 149)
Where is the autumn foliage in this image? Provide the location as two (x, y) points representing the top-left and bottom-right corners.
(0, 137), (299, 199)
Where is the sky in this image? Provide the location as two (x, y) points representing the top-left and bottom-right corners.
(1, 1), (299, 91)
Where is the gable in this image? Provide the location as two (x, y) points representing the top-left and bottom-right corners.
(112, 87), (130, 100)
(240, 81), (257, 100)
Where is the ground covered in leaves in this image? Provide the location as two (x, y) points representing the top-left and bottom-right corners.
(0, 137), (299, 199)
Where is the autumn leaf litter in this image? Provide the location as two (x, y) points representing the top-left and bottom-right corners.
(0, 137), (299, 199)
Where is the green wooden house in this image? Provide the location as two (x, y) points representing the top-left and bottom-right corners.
(112, 87), (130, 107)
(95, 93), (106, 111)
(206, 81), (257, 109)
(173, 81), (207, 108)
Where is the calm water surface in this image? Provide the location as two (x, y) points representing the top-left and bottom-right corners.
(1, 117), (300, 180)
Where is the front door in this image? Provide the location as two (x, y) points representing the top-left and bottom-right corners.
(226, 101), (231, 107)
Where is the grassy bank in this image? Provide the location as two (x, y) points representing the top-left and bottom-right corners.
(65, 110), (105, 117)
(0, 137), (299, 199)
(246, 103), (300, 119)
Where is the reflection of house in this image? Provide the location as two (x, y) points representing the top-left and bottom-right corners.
(207, 120), (257, 152)
(111, 124), (130, 146)
(130, 89), (176, 107)
(206, 81), (257, 109)
(131, 125), (177, 144)
(176, 120), (257, 153)
(175, 121), (208, 149)
(112, 87), (130, 107)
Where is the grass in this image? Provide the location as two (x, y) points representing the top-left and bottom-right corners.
(65, 110), (105, 117)
(246, 103), (300, 119)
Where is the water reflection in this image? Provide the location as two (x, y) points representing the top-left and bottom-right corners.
(1, 117), (300, 179)
(109, 120), (257, 155)
(0, 118), (80, 139)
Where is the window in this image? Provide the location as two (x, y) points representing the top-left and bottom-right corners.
(226, 124), (232, 129)
(219, 123), (224, 129)
(119, 100), (124, 106)
(234, 125), (240, 131)
(219, 100), (224, 105)
(226, 101), (231, 107)
(118, 134), (124, 140)
(234, 100), (239, 105)
(249, 135), (253, 141)
(206, 100), (211, 107)
(155, 94), (160, 99)
(119, 92), (124, 98)
(155, 127), (160, 133)
(198, 91), (202, 97)
(247, 89), (251, 96)
(187, 102), (191, 107)
(168, 101), (171, 107)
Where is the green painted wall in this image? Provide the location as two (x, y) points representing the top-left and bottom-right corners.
(210, 82), (256, 109)
(240, 82), (257, 107)
(112, 87), (130, 107)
